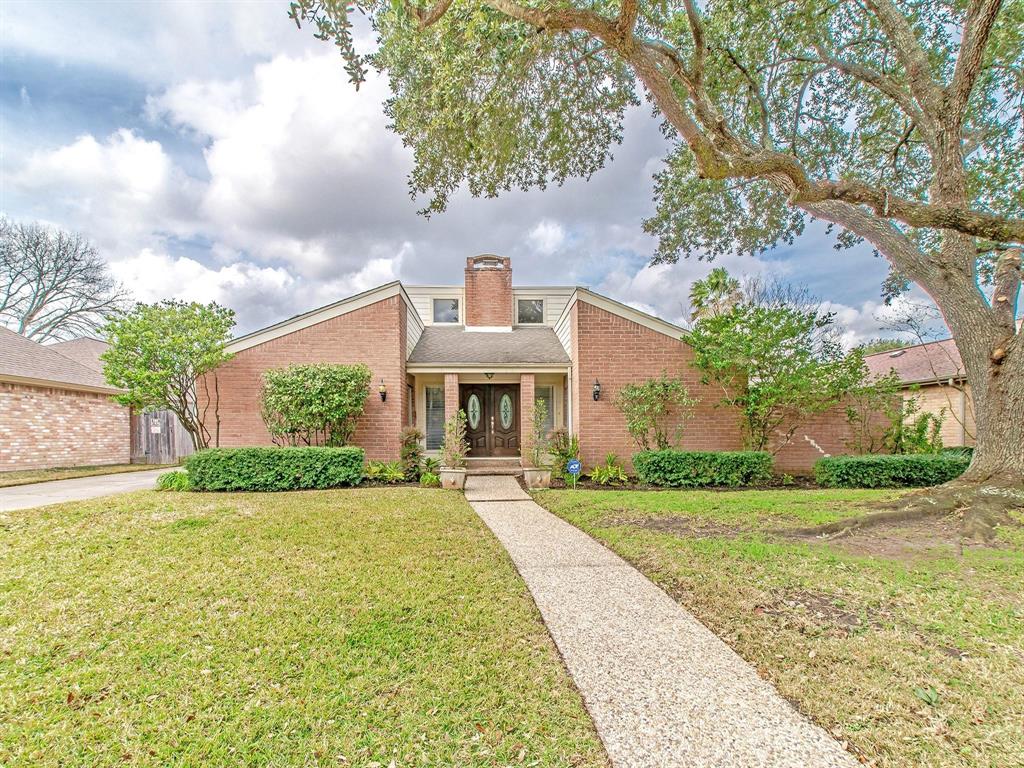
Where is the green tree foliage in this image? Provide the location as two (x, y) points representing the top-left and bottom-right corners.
(887, 397), (947, 454)
(101, 301), (235, 450)
(689, 299), (865, 451)
(292, 0), (1024, 484)
(614, 374), (695, 450)
(858, 338), (910, 355)
(688, 267), (741, 321)
(843, 369), (905, 454)
(260, 363), (371, 447)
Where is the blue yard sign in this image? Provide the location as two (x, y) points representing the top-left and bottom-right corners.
(567, 459), (582, 489)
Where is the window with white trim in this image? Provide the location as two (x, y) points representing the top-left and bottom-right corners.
(432, 298), (460, 323)
(517, 298), (544, 324)
(425, 386), (445, 449)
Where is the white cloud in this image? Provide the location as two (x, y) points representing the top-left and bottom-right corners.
(19, 86), (31, 108)
(14, 129), (200, 249)
(528, 220), (566, 255)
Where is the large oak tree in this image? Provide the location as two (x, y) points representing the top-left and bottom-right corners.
(292, 0), (1023, 489)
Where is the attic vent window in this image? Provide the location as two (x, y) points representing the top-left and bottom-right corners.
(889, 349), (906, 358)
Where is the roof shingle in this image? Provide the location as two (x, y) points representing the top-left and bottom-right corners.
(408, 326), (570, 365)
(0, 328), (117, 391)
(864, 338), (964, 384)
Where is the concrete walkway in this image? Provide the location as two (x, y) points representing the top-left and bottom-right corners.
(0, 469), (165, 512)
(465, 475), (856, 768)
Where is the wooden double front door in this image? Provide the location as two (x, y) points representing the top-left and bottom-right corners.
(460, 384), (520, 457)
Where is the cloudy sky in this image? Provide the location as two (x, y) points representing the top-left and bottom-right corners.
(2, 0), (909, 342)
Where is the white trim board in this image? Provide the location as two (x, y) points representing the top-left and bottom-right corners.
(226, 282), (421, 353)
(554, 288), (690, 343)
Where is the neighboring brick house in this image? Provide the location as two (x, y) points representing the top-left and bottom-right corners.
(217, 254), (863, 472)
(0, 328), (129, 471)
(865, 338), (976, 447)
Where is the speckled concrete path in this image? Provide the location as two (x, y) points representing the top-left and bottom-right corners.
(464, 475), (857, 768)
(0, 469), (165, 511)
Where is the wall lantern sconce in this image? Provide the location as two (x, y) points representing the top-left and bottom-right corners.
(592, 379), (602, 401)
(378, 379), (387, 402)
(484, 372), (494, 380)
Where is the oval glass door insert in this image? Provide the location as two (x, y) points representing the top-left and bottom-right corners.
(499, 393), (513, 429)
(467, 394), (481, 429)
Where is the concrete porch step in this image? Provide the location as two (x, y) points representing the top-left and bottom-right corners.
(466, 467), (524, 476)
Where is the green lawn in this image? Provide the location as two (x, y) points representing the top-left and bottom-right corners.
(0, 463), (172, 488)
(535, 488), (1024, 768)
(0, 488), (607, 767)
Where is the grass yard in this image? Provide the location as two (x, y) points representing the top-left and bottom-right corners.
(0, 464), (173, 489)
(534, 488), (1024, 768)
(0, 488), (607, 768)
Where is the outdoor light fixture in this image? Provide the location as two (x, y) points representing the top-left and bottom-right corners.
(379, 379), (387, 402)
(485, 372), (494, 380)
(593, 379), (601, 401)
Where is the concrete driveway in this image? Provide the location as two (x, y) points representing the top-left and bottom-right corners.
(0, 469), (166, 512)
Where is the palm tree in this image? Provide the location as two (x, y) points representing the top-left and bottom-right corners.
(689, 267), (741, 321)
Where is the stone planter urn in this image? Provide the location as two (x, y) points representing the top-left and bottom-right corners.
(522, 467), (552, 489)
(439, 468), (467, 490)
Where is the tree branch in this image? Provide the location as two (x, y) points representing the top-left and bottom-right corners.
(992, 247), (1022, 331)
(948, 0), (1005, 128)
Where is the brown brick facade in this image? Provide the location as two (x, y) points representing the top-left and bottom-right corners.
(572, 299), (745, 470)
(210, 296), (407, 461)
(0, 382), (129, 471)
(464, 255), (512, 327)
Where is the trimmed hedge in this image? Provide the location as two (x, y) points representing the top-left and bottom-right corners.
(815, 453), (969, 488)
(633, 450), (773, 487)
(185, 447), (364, 491)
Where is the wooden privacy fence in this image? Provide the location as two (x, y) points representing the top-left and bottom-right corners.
(130, 410), (195, 465)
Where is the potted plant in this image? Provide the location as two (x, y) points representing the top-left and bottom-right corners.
(522, 399), (552, 489)
(439, 409), (469, 489)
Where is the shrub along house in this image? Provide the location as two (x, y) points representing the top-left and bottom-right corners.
(213, 255), (860, 473)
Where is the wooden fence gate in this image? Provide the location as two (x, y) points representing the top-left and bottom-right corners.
(130, 410), (195, 465)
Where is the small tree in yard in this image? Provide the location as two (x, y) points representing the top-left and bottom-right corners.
(260, 363), (371, 447)
(843, 369), (906, 454)
(400, 426), (425, 480)
(441, 409), (468, 469)
(527, 397), (551, 468)
(614, 374), (695, 450)
(102, 301), (234, 450)
(689, 301), (865, 452)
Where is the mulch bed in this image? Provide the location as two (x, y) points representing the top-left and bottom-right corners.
(545, 475), (820, 492)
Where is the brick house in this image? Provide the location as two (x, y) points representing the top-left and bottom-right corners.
(216, 254), (861, 472)
(865, 338), (976, 447)
(0, 328), (129, 471)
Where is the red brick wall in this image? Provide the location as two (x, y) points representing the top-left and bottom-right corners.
(464, 256), (512, 327)
(210, 297), (406, 461)
(771, 404), (887, 474)
(0, 382), (129, 471)
(572, 299), (744, 470)
(444, 374), (459, 421)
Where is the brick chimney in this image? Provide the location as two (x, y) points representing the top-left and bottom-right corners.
(464, 254), (512, 328)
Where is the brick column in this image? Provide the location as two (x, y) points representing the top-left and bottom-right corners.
(444, 373), (459, 421)
(520, 373), (535, 462)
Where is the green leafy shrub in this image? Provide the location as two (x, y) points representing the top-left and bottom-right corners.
(419, 471), (441, 488)
(527, 398), (550, 468)
(185, 447), (364, 491)
(614, 374), (695, 450)
(815, 454), (969, 488)
(633, 450), (773, 487)
(548, 429), (580, 481)
(156, 470), (191, 491)
(400, 426), (424, 480)
(260, 363), (371, 447)
(421, 456), (440, 474)
(589, 453), (629, 486)
(365, 460), (406, 483)
(441, 410), (468, 468)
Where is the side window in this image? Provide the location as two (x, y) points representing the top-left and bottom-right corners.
(432, 298), (460, 323)
(425, 386), (445, 449)
(535, 386), (554, 433)
(517, 298), (544, 324)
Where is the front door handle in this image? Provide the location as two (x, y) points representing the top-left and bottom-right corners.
(490, 415), (495, 433)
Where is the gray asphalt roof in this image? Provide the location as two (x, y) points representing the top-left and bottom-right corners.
(408, 326), (570, 365)
(0, 327), (116, 391)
